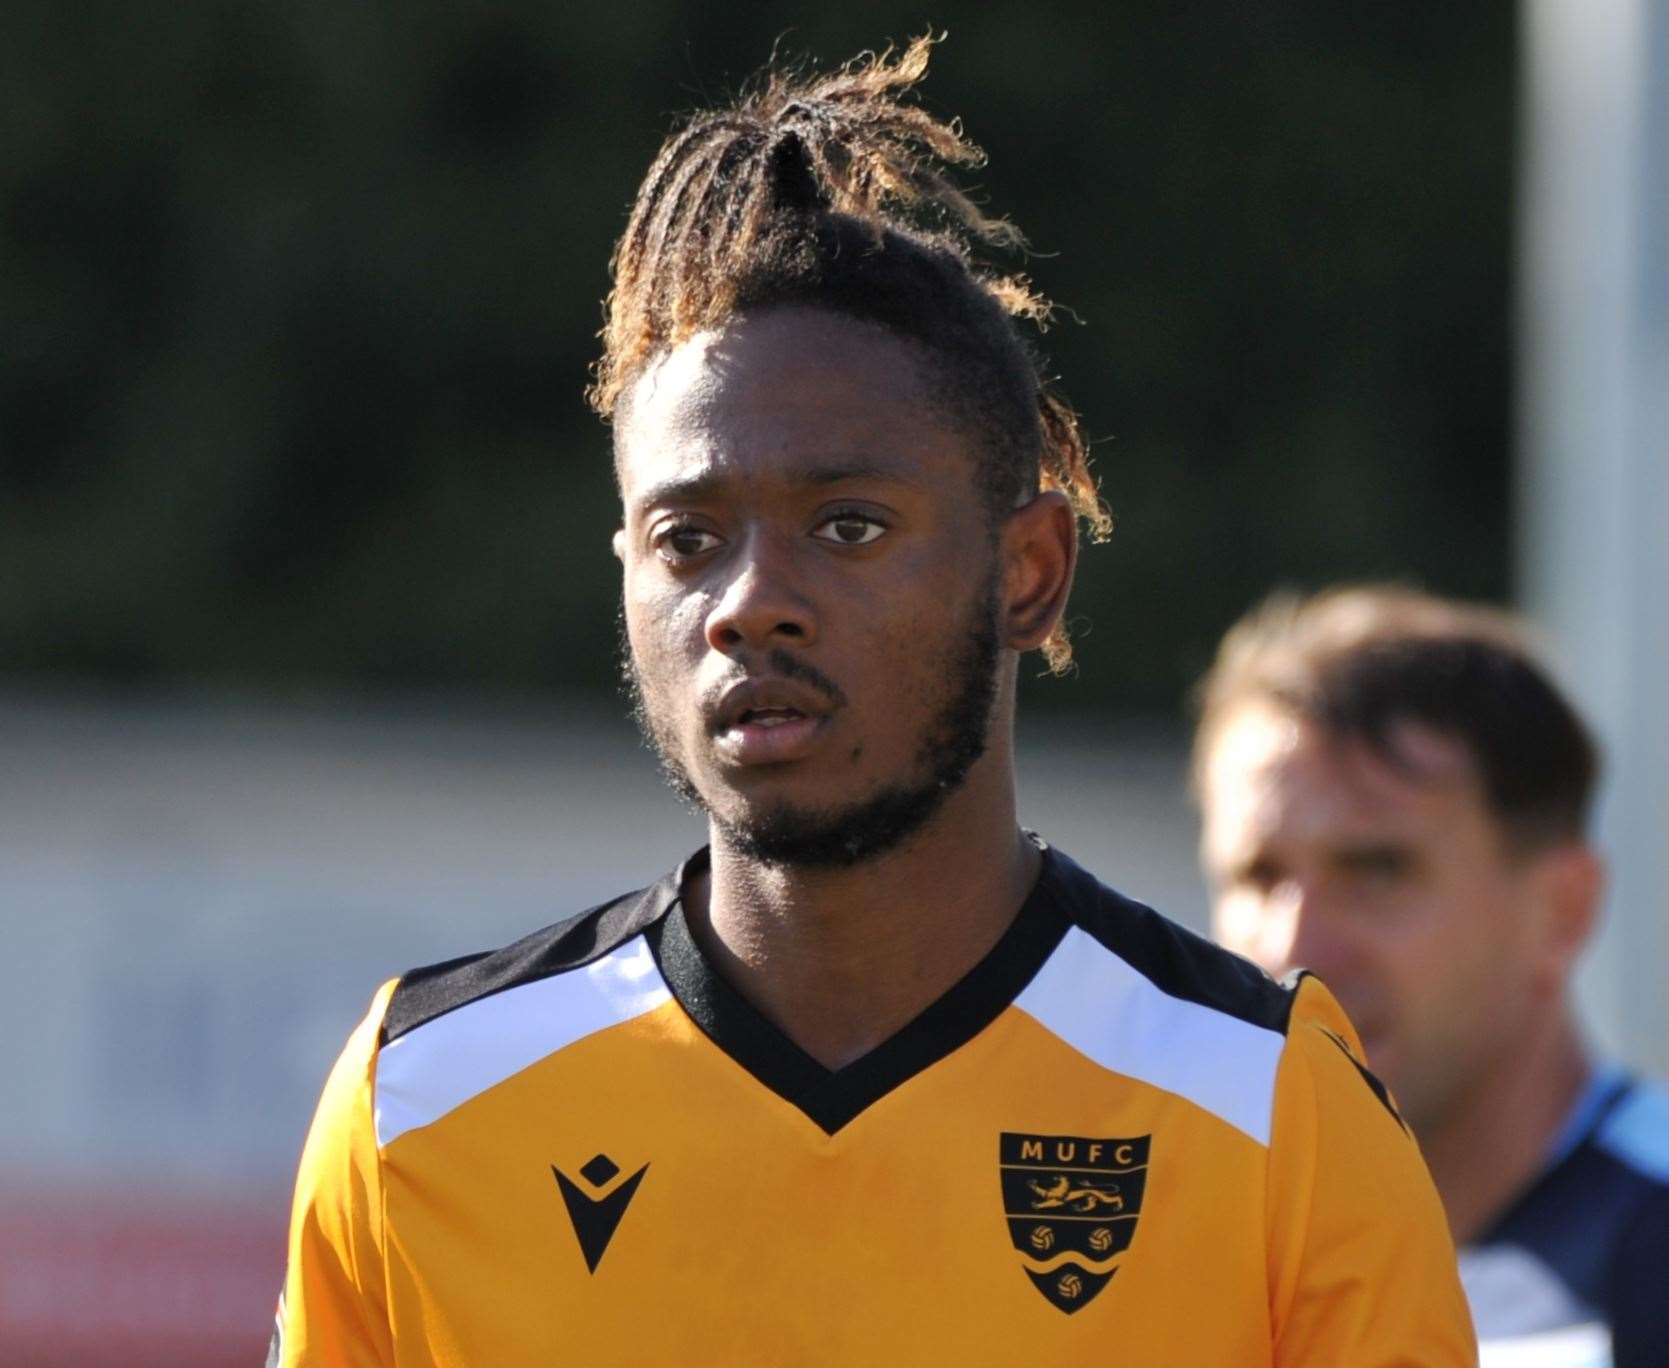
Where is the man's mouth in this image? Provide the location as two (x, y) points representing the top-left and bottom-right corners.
(703, 670), (842, 766)
(714, 701), (828, 766)
(737, 707), (806, 729)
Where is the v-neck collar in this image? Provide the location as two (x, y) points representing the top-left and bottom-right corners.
(643, 845), (1072, 1135)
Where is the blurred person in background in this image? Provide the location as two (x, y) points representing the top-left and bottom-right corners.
(271, 40), (1473, 1366)
(1196, 585), (1669, 1366)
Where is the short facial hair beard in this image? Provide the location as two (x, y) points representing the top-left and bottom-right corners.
(619, 570), (1003, 869)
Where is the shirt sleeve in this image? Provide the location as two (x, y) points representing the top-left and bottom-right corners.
(270, 981), (399, 1367)
(1265, 975), (1478, 1366)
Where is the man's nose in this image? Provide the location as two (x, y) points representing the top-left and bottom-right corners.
(703, 530), (818, 653)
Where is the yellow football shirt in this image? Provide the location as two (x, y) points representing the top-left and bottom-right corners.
(271, 843), (1475, 1365)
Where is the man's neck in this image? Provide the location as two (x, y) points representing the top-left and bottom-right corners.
(1418, 1008), (1591, 1246)
(681, 768), (1039, 1071)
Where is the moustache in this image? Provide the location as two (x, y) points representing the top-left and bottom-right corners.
(701, 648), (849, 734)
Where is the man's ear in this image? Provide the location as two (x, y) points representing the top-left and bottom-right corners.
(612, 528), (627, 563)
(999, 489), (1078, 653)
(1526, 842), (1604, 993)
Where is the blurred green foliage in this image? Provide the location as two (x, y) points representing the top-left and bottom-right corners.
(0, 2), (1513, 711)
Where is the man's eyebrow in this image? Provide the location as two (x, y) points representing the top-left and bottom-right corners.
(634, 462), (921, 509)
(802, 462), (919, 488)
(633, 473), (725, 510)
(1331, 842), (1416, 868)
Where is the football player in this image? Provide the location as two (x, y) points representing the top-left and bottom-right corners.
(1196, 585), (1669, 1365)
(273, 42), (1474, 1365)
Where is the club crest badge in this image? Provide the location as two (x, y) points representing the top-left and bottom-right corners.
(999, 1131), (1150, 1314)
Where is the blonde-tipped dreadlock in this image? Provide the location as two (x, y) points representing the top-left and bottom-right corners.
(591, 36), (1110, 672)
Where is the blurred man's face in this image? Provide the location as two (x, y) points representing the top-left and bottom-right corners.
(1200, 702), (1551, 1135)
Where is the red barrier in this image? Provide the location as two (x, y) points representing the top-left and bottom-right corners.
(0, 1186), (285, 1366)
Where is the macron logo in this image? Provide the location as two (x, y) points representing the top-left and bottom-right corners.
(552, 1152), (650, 1273)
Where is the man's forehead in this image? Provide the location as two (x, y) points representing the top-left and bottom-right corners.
(615, 308), (964, 500)
(1205, 703), (1480, 848)
(626, 310), (928, 413)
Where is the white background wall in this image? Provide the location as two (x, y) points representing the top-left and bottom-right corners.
(1520, 0), (1669, 1079)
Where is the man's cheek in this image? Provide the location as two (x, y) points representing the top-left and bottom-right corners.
(1213, 895), (1265, 960)
(638, 582), (705, 645)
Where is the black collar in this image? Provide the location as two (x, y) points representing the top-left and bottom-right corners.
(645, 846), (1072, 1134)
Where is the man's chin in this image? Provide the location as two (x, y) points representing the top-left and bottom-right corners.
(1355, 1036), (1411, 1102)
(710, 782), (950, 870)
(1339, 1016), (1387, 1063)
(1356, 1033), (1391, 1073)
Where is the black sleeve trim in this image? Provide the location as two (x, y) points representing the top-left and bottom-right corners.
(380, 863), (685, 1044)
(1316, 1022), (1408, 1133)
(1043, 846), (1298, 1036)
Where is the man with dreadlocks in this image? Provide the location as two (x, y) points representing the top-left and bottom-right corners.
(271, 39), (1474, 1365)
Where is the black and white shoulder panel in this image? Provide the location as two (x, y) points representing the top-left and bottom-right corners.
(371, 864), (685, 1148)
(1014, 846), (1296, 1147)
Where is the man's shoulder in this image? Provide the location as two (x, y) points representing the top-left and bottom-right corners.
(1016, 846), (1304, 1149)
(1527, 1073), (1669, 1219)
(379, 869), (681, 1046)
(1593, 1072), (1669, 1187)
(1603, 1081), (1669, 1358)
(1036, 844), (1298, 1038)
(1468, 1072), (1669, 1346)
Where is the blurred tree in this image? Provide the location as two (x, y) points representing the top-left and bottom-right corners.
(0, 1), (1513, 710)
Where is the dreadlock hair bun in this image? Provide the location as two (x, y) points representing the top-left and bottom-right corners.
(592, 35), (1110, 672)
(765, 128), (826, 213)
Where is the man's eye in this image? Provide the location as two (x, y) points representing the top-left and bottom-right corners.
(812, 512), (886, 546)
(1342, 848), (1413, 883)
(1239, 858), (1283, 894)
(1359, 855), (1412, 884)
(657, 526), (721, 558)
